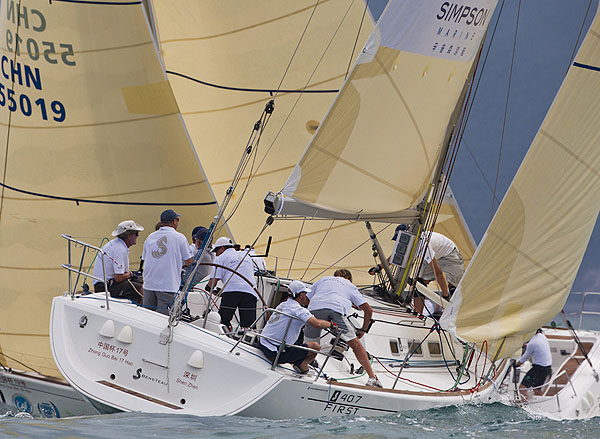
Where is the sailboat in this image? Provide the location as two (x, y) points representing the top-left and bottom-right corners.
(48, 0), (522, 418)
(0, 0), (220, 417)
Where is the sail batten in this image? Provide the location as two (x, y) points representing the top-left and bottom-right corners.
(441, 5), (600, 356)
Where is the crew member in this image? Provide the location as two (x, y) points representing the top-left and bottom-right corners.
(207, 237), (259, 330)
(259, 280), (332, 374)
(93, 220), (144, 303)
(304, 269), (383, 388)
(188, 226), (214, 286)
(370, 226), (464, 314)
(516, 328), (553, 399)
(142, 209), (194, 315)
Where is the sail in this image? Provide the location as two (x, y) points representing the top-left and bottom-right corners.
(281, 0), (499, 216)
(441, 5), (600, 356)
(0, 0), (218, 377)
(149, 1), (391, 285)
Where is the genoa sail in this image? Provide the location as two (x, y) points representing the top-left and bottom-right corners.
(441, 4), (600, 357)
(281, 0), (499, 217)
(0, 0), (218, 377)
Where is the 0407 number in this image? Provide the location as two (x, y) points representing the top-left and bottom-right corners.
(0, 83), (65, 122)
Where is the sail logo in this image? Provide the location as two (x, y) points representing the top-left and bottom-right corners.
(151, 236), (168, 259)
(436, 2), (490, 27)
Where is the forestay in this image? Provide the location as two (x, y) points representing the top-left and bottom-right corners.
(0, 0), (218, 377)
(441, 4), (600, 357)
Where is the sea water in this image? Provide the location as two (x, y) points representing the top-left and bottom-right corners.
(1, 403), (600, 438)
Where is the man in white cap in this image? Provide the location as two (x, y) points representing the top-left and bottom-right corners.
(142, 209), (194, 315)
(259, 280), (333, 374)
(207, 236), (258, 330)
(93, 220), (144, 303)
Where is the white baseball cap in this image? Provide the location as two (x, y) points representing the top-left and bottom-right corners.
(211, 236), (234, 252)
(112, 220), (144, 237)
(288, 280), (311, 297)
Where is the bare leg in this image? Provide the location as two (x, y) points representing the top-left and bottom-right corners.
(299, 342), (320, 371)
(347, 338), (375, 378)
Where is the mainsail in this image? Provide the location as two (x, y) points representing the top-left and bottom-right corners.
(441, 4), (600, 357)
(0, 0), (218, 377)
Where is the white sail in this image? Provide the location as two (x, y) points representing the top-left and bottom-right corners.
(441, 5), (600, 356)
(0, 0), (218, 377)
(281, 0), (498, 217)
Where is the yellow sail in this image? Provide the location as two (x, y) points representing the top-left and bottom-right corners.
(441, 5), (600, 357)
(0, 0), (218, 377)
(282, 0), (498, 215)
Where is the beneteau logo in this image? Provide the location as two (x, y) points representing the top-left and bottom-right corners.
(436, 2), (490, 27)
(132, 368), (167, 386)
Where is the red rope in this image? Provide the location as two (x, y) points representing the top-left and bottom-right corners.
(373, 356), (446, 392)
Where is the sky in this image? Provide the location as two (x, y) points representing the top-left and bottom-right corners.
(371, 0), (600, 292)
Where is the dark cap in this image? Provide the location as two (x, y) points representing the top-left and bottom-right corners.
(392, 224), (409, 241)
(160, 209), (180, 223)
(192, 226), (209, 242)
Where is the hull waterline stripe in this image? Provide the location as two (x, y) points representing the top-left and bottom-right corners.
(97, 381), (182, 410)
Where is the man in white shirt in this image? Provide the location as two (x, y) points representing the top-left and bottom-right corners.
(516, 329), (553, 398)
(207, 237), (258, 329)
(259, 280), (332, 374)
(142, 209), (194, 315)
(93, 220), (144, 303)
(370, 227), (464, 314)
(304, 269), (382, 388)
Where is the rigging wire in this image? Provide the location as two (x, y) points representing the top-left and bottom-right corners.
(300, 219), (335, 280)
(273, 0), (322, 100)
(344, 0), (369, 80)
(490, 0), (521, 221)
(248, 0), (362, 187)
(286, 217), (306, 278)
(0, 1), (21, 222)
(565, 0), (596, 76)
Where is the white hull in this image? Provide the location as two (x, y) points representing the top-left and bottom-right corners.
(0, 369), (99, 418)
(501, 328), (600, 419)
(50, 293), (506, 418)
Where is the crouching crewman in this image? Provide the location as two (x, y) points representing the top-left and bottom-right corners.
(259, 280), (333, 374)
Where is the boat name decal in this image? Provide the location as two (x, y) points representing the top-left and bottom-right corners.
(0, 375), (27, 389)
(436, 2), (491, 27)
(87, 342), (133, 366)
(132, 368), (168, 386)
